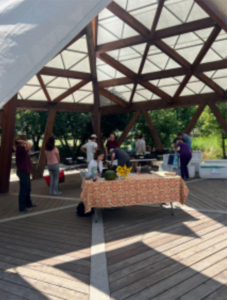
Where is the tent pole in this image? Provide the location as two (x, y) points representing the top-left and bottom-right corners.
(0, 95), (17, 193)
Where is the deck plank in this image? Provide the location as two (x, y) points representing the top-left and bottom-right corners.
(0, 207), (92, 300)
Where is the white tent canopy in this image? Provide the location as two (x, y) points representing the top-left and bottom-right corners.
(0, 0), (112, 108)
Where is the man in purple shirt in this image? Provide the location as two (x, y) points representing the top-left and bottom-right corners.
(106, 134), (119, 156)
(176, 142), (192, 180)
(15, 137), (36, 212)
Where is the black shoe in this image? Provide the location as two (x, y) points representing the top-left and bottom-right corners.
(20, 208), (31, 213)
(27, 204), (38, 209)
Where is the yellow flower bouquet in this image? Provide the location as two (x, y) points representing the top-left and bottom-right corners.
(116, 165), (132, 178)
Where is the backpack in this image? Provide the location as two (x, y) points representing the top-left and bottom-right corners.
(76, 202), (93, 217)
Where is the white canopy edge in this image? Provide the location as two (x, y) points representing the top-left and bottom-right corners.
(0, 0), (112, 108)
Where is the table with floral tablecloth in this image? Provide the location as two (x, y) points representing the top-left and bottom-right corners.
(80, 173), (189, 213)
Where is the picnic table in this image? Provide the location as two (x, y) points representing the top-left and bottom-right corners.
(80, 172), (189, 221)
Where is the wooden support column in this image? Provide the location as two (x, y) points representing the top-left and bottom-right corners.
(0, 95), (17, 193)
(0, 110), (3, 127)
(34, 108), (57, 179)
(209, 103), (227, 134)
(142, 110), (163, 150)
(86, 21), (102, 149)
(117, 111), (141, 147)
(185, 103), (207, 134)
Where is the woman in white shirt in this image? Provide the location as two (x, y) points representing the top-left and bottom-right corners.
(88, 149), (104, 177)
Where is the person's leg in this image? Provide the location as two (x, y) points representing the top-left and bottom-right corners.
(48, 165), (55, 195)
(184, 155), (191, 179)
(53, 164), (60, 194)
(25, 174), (33, 208)
(180, 156), (185, 179)
(17, 171), (27, 211)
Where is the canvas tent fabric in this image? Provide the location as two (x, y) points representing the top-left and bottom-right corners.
(0, 0), (112, 109)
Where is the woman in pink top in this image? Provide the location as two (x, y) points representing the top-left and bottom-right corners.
(45, 137), (61, 195)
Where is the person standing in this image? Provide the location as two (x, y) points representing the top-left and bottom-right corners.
(14, 137), (36, 212)
(106, 134), (119, 156)
(45, 137), (61, 195)
(182, 131), (192, 151)
(81, 134), (98, 163)
(176, 142), (192, 180)
(136, 134), (146, 154)
(110, 149), (130, 168)
(131, 136), (138, 155)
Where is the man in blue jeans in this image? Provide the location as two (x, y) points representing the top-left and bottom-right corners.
(14, 137), (36, 212)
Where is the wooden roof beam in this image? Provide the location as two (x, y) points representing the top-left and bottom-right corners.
(97, 53), (172, 103)
(53, 79), (90, 103)
(96, 18), (215, 53)
(98, 77), (133, 88)
(98, 59), (227, 87)
(17, 100), (94, 112)
(173, 25), (222, 101)
(154, 39), (225, 98)
(195, 0), (227, 32)
(129, 0), (165, 105)
(38, 67), (92, 80)
(107, 1), (150, 36)
(36, 74), (52, 102)
(99, 88), (128, 107)
(100, 93), (227, 115)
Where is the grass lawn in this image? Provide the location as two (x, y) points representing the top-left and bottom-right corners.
(192, 135), (226, 160)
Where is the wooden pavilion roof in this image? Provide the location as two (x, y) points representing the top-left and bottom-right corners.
(17, 0), (227, 115)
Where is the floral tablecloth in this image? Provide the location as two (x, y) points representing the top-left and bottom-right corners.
(80, 173), (189, 213)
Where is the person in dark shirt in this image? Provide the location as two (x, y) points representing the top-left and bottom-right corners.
(106, 134), (119, 156)
(173, 132), (186, 150)
(110, 149), (130, 168)
(14, 137), (36, 212)
(176, 142), (192, 180)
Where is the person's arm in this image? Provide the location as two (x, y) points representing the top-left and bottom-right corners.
(106, 141), (109, 156)
(99, 161), (103, 174)
(176, 146), (180, 152)
(81, 144), (87, 154)
(55, 148), (60, 163)
(17, 140), (32, 151)
(115, 141), (119, 149)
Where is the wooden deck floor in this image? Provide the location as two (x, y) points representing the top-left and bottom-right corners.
(0, 208), (92, 300)
(0, 177), (226, 300)
(103, 179), (227, 300)
(0, 194), (78, 221)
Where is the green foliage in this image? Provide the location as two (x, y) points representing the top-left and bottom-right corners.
(15, 110), (48, 150)
(53, 112), (93, 158)
(192, 135), (226, 160)
(101, 113), (133, 142)
(125, 107), (197, 150)
(14, 102), (226, 160)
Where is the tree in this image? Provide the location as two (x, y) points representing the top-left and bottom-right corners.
(15, 110), (48, 150)
(53, 111), (93, 158)
(101, 113), (133, 142)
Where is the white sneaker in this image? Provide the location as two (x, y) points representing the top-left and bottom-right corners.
(54, 192), (62, 195)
